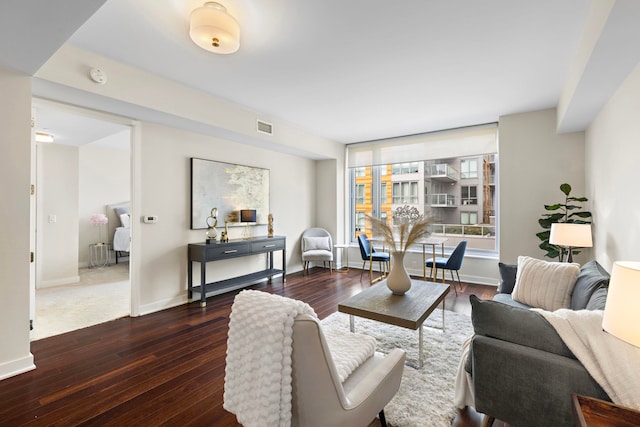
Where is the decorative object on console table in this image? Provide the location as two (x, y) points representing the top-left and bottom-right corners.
(602, 261), (640, 348)
(240, 209), (256, 239)
(367, 206), (433, 295)
(268, 213), (274, 238)
(572, 394), (640, 427)
(205, 207), (218, 244)
(549, 223), (592, 263)
(90, 213), (109, 244)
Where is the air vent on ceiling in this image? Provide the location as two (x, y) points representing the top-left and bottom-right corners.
(257, 120), (273, 136)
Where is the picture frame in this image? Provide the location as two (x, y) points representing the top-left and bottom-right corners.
(190, 157), (270, 230)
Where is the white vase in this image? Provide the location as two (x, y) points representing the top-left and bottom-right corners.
(386, 252), (412, 295)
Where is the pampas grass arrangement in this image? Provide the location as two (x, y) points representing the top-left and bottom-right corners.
(367, 206), (433, 254)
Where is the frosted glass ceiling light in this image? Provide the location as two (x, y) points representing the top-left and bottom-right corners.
(190, 2), (240, 54)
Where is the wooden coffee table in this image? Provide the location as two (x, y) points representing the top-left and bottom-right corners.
(338, 279), (450, 368)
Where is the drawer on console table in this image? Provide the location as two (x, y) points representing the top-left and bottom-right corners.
(251, 239), (285, 253)
(190, 242), (251, 261)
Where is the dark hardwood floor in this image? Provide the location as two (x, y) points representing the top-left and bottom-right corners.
(1, 267), (498, 426)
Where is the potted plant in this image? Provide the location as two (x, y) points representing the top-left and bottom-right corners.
(536, 183), (592, 261)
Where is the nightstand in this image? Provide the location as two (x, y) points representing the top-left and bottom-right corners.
(572, 394), (640, 427)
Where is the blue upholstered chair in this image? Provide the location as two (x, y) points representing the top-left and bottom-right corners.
(357, 234), (390, 282)
(425, 240), (467, 295)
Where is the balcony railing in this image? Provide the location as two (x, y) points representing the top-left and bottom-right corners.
(430, 194), (457, 207)
(428, 164), (459, 181)
(430, 223), (496, 237)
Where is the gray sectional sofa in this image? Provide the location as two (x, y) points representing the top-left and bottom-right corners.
(468, 260), (611, 427)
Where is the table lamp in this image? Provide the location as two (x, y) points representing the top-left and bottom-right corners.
(602, 261), (640, 348)
(240, 209), (256, 239)
(549, 223), (592, 263)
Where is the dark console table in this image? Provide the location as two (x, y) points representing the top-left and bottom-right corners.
(187, 235), (286, 306)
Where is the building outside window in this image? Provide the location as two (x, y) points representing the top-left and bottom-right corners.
(461, 185), (478, 205)
(392, 162), (419, 174)
(355, 183), (366, 205)
(461, 159), (478, 179)
(461, 211), (478, 225)
(392, 181), (419, 204)
(380, 182), (388, 204)
(355, 211), (366, 233)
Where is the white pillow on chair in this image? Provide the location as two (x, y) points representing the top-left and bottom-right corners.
(512, 256), (579, 311)
(303, 236), (331, 251)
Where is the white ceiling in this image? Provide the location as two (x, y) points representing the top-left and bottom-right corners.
(2, 0), (640, 148)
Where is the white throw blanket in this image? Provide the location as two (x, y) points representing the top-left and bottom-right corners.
(224, 290), (316, 427)
(323, 327), (376, 383)
(534, 308), (640, 410)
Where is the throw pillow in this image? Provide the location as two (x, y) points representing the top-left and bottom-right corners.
(498, 262), (518, 294)
(512, 256), (579, 311)
(570, 260), (610, 310)
(303, 236), (330, 251)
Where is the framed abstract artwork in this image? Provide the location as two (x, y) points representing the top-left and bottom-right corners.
(190, 157), (270, 230)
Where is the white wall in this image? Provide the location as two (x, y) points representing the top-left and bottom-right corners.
(0, 67), (35, 379)
(78, 139), (130, 266)
(133, 122), (316, 314)
(498, 108), (587, 264)
(36, 143), (80, 288)
(585, 65), (640, 271)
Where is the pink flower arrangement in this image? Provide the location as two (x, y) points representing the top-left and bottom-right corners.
(90, 213), (108, 226)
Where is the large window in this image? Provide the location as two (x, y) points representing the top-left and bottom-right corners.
(347, 124), (498, 252)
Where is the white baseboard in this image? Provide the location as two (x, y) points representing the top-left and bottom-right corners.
(138, 295), (186, 316)
(0, 353), (35, 381)
(38, 276), (80, 289)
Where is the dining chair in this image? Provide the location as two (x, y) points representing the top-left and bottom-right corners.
(425, 240), (467, 295)
(357, 234), (390, 282)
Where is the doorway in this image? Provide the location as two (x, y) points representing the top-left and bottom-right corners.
(31, 100), (133, 340)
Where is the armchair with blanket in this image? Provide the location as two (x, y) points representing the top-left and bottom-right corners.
(466, 258), (614, 427)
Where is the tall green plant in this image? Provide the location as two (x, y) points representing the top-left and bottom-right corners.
(536, 183), (592, 260)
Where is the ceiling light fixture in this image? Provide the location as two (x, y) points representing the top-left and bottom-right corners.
(35, 132), (54, 143)
(189, 2), (240, 54)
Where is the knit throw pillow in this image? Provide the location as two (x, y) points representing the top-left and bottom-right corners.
(512, 256), (580, 311)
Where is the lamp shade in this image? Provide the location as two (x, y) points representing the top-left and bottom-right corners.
(549, 223), (593, 247)
(240, 209), (256, 223)
(189, 2), (240, 54)
(602, 261), (640, 348)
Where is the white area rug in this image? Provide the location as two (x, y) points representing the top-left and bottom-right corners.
(33, 265), (130, 340)
(321, 309), (473, 427)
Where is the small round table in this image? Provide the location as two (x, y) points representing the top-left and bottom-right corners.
(89, 243), (111, 268)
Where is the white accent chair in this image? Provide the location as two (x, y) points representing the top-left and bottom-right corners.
(301, 228), (334, 274)
(291, 314), (405, 427)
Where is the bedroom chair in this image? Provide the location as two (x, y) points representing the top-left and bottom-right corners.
(291, 313), (405, 427)
(357, 234), (390, 283)
(301, 228), (334, 275)
(425, 240), (467, 295)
